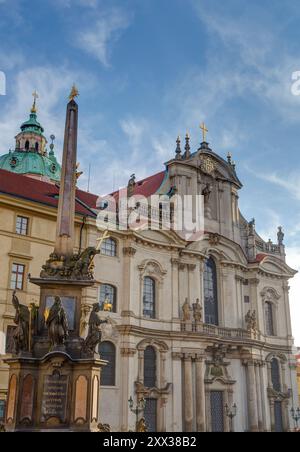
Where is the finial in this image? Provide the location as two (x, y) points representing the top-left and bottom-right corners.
(49, 134), (55, 155)
(232, 160), (236, 171)
(69, 84), (79, 102)
(31, 90), (39, 113)
(175, 136), (182, 159)
(227, 152), (232, 164)
(200, 122), (208, 143)
(184, 133), (191, 159)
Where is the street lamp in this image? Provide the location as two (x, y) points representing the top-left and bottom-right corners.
(128, 396), (146, 431)
(291, 407), (300, 431)
(225, 403), (237, 433)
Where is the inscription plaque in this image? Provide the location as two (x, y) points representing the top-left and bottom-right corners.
(41, 372), (68, 423)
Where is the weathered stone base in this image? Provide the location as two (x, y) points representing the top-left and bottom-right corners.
(4, 352), (106, 432)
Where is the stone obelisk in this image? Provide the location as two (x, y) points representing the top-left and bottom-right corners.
(54, 87), (78, 258)
(4, 88), (107, 432)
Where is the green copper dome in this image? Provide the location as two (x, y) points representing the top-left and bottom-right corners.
(0, 95), (61, 182)
(0, 150), (61, 182)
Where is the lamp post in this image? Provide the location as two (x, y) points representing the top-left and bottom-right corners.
(128, 396), (146, 431)
(291, 407), (300, 431)
(225, 403), (237, 433)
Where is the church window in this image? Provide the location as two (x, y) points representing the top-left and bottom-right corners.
(0, 400), (6, 421)
(274, 401), (284, 432)
(143, 277), (156, 319)
(101, 238), (117, 257)
(99, 284), (117, 313)
(35, 142), (39, 152)
(25, 140), (29, 151)
(204, 257), (219, 326)
(265, 302), (275, 336)
(99, 341), (116, 386)
(16, 216), (29, 236)
(10, 263), (25, 290)
(144, 346), (156, 388)
(271, 358), (281, 392)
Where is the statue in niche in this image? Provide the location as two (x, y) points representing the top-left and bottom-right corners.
(182, 298), (192, 321)
(83, 303), (108, 355)
(202, 183), (212, 205)
(46, 296), (69, 348)
(12, 291), (30, 354)
(192, 298), (203, 323)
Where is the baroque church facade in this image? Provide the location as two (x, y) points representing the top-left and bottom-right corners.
(0, 98), (298, 432)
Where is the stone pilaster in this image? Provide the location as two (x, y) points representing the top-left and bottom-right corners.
(195, 356), (206, 432)
(183, 355), (193, 432)
(246, 361), (259, 432)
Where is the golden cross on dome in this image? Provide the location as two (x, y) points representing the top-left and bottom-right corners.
(200, 122), (208, 142)
(69, 84), (79, 101)
(31, 90), (39, 113)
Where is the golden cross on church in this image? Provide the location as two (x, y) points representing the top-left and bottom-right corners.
(31, 90), (39, 113)
(200, 122), (208, 142)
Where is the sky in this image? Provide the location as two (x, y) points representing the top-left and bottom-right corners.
(0, 0), (299, 343)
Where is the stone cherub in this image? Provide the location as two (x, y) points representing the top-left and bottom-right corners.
(182, 298), (192, 321)
(192, 298), (203, 323)
(46, 296), (69, 348)
(11, 290), (30, 354)
(83, 303), (108, 355)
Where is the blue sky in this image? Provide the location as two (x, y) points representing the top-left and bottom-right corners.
(0, 0), (299, 343)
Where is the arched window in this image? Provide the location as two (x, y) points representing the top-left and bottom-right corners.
(25, 140), (29, 151)
(144, 346), (156, 388)
(99, 341), (116, 386)
(204, 257), (219, 326)
(271, 358), (281, 392)
(265, 302), (275, 336)
(101, 238), (117, 257)
(99, 284), (117, 312)
(35, 142), (39, 152)
(143, 277), (156, 319)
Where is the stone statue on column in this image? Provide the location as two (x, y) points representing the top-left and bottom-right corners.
(46, 296), (69, 348)
(11, 291), (30, 354)
(83, 303), (108, 356)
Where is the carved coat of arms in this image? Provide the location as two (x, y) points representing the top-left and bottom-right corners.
(200, 156), (217, 175)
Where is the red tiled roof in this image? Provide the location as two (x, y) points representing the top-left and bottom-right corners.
(254, 253), (267, 263)
(0, 169), (97, 217)
(107, 171), (166, 203)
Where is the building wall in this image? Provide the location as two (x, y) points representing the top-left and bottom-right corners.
(0, 186), (299, 431)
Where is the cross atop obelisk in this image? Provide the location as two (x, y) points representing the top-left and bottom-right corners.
(54, 86), (79, 257)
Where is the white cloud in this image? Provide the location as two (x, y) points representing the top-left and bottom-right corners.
(76, 9), (131, 67)
(249, 168), (300, 201)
